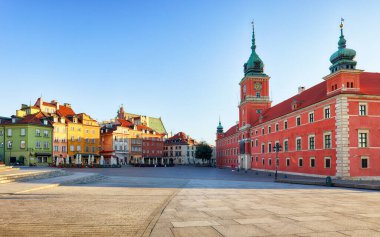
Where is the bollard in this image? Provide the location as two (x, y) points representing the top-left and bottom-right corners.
(326, 176), (332, 187)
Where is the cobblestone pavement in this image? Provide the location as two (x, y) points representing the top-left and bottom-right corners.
(2, 166), (380, 236)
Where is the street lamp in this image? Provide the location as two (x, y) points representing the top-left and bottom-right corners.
(274, 143), (282, 180)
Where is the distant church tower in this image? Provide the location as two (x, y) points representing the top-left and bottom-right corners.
(239, 22), (271, 129)
(117, 104), (127, 119)
(216, 119), (224, 139)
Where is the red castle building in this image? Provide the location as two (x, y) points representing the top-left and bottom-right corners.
(216, 21), (380, 179)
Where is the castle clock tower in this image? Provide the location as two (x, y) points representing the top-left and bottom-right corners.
(239, 22), (271, 130)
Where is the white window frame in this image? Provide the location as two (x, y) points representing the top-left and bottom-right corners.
(358, 129), (369, 148)
(310, 156), (316, 168)
(308, 135), (315, 150)
(298, 157), (303, 167)
(284, 120), (288, 130)
(283, 139), (289, 152)
(20, 128), (26, 136)
(324, 106), (331, 119)
(296, 116), (301, 126)
(324, 157), (331, 168)
(286, 157), (290, 167)
(296, 137), (302, 151)
(359, 103), (368, 116)
(7, 128), (12, 137)
(361, 156), (369, 169)
(323, 131), (332, 149)
(309, 112), (314, 123)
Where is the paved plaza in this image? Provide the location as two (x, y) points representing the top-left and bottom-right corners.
(1, 167), (380, 236)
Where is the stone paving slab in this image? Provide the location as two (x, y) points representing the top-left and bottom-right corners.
(151, 178), (380, 237)
(4, 166), (380, 237)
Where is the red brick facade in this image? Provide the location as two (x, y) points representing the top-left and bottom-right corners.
(216, 24), (380, 179)
(142, 137), (164, 164)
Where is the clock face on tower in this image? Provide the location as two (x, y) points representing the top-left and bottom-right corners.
(254, 82), (262, 90)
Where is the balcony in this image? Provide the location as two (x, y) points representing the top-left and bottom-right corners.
(243, 95), (270, 102)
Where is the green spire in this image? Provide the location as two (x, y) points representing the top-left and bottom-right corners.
(251, 21), (256, 51)
(244, 21), (265, 76)
(329, 18), (357, 73)
(217, 117), (223, 133)
(338, 21), (347, 49)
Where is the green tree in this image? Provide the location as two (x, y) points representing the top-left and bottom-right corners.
(195, 142), (212, 166)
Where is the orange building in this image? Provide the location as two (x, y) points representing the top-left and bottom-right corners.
(16, 97), (100, 165)
(100, 115), (165, 165)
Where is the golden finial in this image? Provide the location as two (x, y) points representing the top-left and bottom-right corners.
(340, 18), (344, 29)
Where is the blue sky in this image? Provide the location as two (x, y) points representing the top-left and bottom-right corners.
(0, 0), (380, 144)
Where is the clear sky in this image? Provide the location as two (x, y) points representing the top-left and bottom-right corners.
(1, 0), (380, 144)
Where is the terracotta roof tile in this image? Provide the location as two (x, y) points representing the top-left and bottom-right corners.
(57, 106), (75, 117)
(224, 125), (239, 137)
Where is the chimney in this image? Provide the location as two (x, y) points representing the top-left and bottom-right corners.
(298, 86), (306, 94)
(64, 103), (71, 108)
(52, 100), (60, 110)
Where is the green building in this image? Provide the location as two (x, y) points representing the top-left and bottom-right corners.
(0, 112), (53, 166)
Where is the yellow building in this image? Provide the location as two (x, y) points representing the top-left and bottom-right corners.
(16, 97), (100, 165)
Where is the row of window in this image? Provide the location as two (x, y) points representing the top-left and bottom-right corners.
(131, 140), (142, 145)
(4, 129), (50, 137)
(114, 145), (128, 151)
(143, 150), (163, 154)
(260, 107), (331, 136)
(4, 141), (50, 149)
(218, 148), (238, 157)
(256, 156), (332, 168)
(70, 136), (97, 143)
(131, 147), (142, 152)
(54, 146), (67, 152)
(259, 133), (332, 153)
(217, 135), (239, 146)
(69, 145), (97, 152)
(143, 142), (162, 147)
(163, 146), (195, 150)
(54, 138), (67, 143)
(163, 151), (194, 157)
(69, 127), (96, 134)
(255, 156), (369, 169)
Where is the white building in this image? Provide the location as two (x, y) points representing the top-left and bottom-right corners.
(163, 132), (197, 165)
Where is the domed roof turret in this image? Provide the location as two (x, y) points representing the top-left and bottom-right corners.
(244, 22), (265, 76)
(329, 19), (357, 73)
(217, 119), (223, 134)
